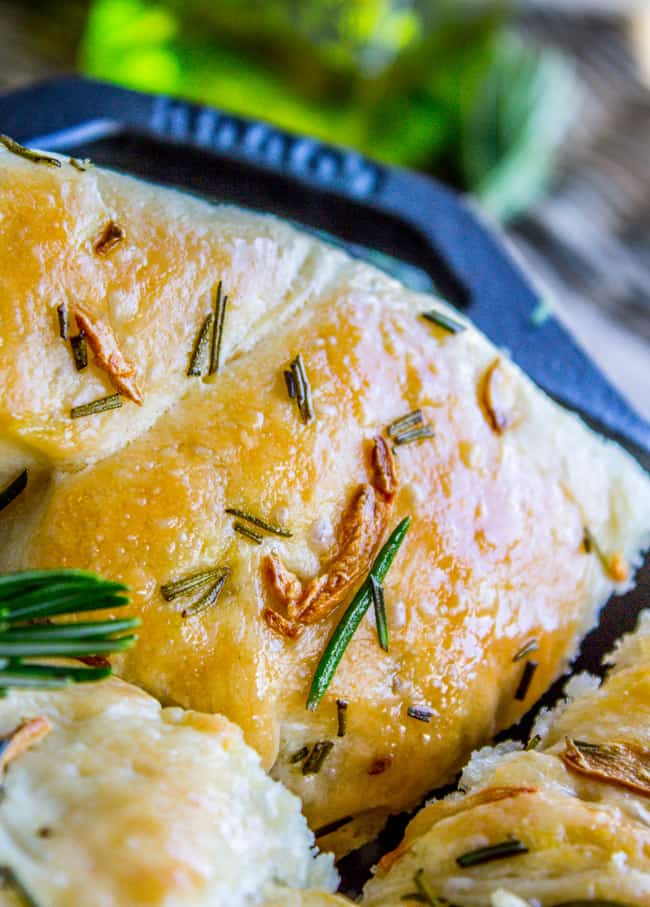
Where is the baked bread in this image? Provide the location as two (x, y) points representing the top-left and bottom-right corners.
(365, 614), (650, 905)
(0, 674), (337, 907)
(1, 140), (649, 852)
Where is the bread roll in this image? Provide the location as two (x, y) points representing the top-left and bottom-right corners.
(0, 674), (336, 907)
(365, 614), (650, 905)
(1, 142), (649, 851)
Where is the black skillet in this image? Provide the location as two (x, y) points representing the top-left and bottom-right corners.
(1, 75), (648, 892)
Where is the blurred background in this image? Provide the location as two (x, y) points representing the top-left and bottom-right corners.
(0, 0), (648, 415)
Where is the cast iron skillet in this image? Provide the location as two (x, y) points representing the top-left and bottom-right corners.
(0, 76), (648, 893)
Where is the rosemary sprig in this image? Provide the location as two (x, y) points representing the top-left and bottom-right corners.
(286, 354), (315, 424)
(387, 410), (423, 438)
(70, 394), (122, 419)
(225, 508), (292, 538)
(56, 303), (68, 340)
(0, 134), (61, 168)
(0, 470), (27, 515)
(233, 522), (263, 544)
(514, 638), (539, 661)
(307, 516), (411, 711)
(302, 740), (334, 775)
(407, 706), (432, 723)
(421, 309), (466, 335)
(209, 280), (228, 376)
(336, 698), (348, 737)
(456, 838), (528, 868)
(187, 313), (214, 377)
(0, 865), (41, 907)
(314, 815), (353, 838)
(515, 660), (538, 701)
(70, 331), (88, 371)
(370, 576), (389, 652)
(0, 569), (138, 692)
(393, 425), (434, 446)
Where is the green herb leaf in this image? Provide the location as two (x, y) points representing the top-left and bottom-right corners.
(56, 303), (69, 340)
(181, 571), (229, 618)
(0, 570), (138, 692)
(233, 522), (263, 544)
(161, 567), (226, 602)
(407, 706), (432, 723)
(187, 313), (214, 377)
(208, 280), (228, 376)
(514, 659), (538, 701)
(225, 508), (292, 538)
(387, 410), (423, 438)
(307, 516), (411, 711)
(314, 815), (354, 838)
(336, 698), (348, 738)
(370, 576), (389, 652)
(302, 740), (334, 774)
(513, 638), (538, 661)
(0, 470), (27, 515)
(70, 331), (88, 371)
(456, 838), (528, 868)
(286, 354), (315, 424)
(0, 134), (61, 168)
(393, 425), (434, 447)
(70, 394), (122, 419)
(421, 309), (465, 334)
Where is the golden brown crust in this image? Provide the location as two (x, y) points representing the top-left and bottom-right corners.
(1, 147), (649, 855)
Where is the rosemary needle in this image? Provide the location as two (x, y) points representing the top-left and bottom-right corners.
(0, 570), (138, 691)
(513, 638), (539, 661)
(515, 660), (538, 701)
(70, 331), (88, 371)
(387, 410), (423, 438)
(421, 309), (465, 334)
(225, 508), (292, 538)
(0, 469), (27, 515)
(336, 699), (348, 737)
(302, 740), (334, 775)
(314, 815), (354, 838)
(56, 303), (68, 339)
(0, 134), (61, 168)
(70, 394), (122, 419)
(233, 522), (263, 544)
(187, 313), (214, 377)
(370, 576), (389, 652)
(307, 516), (411, 711)
(182, 570), (229, 618)
(456, 839), (528, 867)
(161, 567), (226, 602)
(393, 425), (434, 446)
(209, 280), (228, 376)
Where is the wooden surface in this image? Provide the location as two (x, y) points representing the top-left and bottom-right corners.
(0, 0), (647, 419)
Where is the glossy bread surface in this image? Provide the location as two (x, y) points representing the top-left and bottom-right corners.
(1, 145), (649, 851)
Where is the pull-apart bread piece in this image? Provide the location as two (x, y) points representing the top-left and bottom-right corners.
(366, 614), (650, 906)
(0, 674), (337, 907)
(1, 140), (649, 853)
